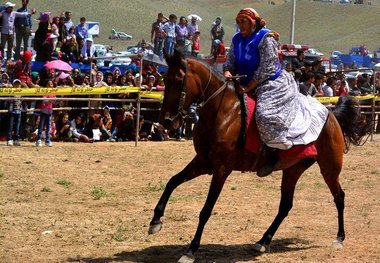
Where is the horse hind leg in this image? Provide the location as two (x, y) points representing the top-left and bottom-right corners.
(319, 163), (345, 249)
(254, 158), (315, 253)
(149, 155), (211, 235)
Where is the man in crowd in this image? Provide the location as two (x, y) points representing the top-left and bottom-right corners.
(64, 10), (73, 31)
(75, 17), (87, 52)
(14, 0), (33, 60)
(0, 1), (36, 61)
(210, 16), (224, 54)
(151, 12), (167, 57)
(160, 14), (177, 55)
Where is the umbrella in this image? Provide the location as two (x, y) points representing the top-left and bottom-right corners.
(187, 14), (202, 21)
(143, 53), (167, 67)
(44, 60), (73, 72)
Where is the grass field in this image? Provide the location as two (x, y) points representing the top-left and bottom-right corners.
(27, 0), (380, 55)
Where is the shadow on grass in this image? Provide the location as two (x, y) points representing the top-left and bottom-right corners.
(68, 238), (321, 263)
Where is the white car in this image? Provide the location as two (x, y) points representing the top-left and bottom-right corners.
(93, 44), (107, 57)
(306, 48), (324, 57)
(330, 50), (342, 60)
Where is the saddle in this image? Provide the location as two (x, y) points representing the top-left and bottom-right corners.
(239, 92), (317, 160)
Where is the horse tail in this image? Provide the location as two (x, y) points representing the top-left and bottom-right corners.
(332, 96), (370, 151)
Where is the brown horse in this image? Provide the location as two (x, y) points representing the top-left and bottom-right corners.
(148, 49), (369, 263)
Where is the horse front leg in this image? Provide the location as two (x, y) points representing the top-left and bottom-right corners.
(178, 168), (230, 263)
(254, 159), (315, 253)
(149, 155), (210, 235)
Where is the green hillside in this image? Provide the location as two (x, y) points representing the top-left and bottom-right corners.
(27, 0), (380, 56)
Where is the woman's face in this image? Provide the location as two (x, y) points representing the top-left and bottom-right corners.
(63, 114), (69, 123)
(96, 73), (102, 81)
(75, 116), (82, 124)
(106, 75), (113, 82)
(46, 80), (54, 87)
(237, 17), (254, 37)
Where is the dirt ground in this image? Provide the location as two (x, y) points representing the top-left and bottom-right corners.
(0, 135), (379, 263)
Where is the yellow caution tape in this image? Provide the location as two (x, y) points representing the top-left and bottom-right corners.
(0, 86), (140, 96)
(316, 95), (378, 103)
(140, 91), (164, 100)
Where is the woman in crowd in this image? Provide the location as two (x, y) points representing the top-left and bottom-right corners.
(70, 113), (94, 143)
(55, 111), (72, 142)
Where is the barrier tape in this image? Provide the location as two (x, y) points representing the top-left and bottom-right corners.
(0, 86), (378, 102)
(0, 86), (140, 96)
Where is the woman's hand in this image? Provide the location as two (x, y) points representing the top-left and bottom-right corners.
(223, 70), (232, 79)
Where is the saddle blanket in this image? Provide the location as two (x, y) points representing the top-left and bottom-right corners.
(244, 94), (317, 159)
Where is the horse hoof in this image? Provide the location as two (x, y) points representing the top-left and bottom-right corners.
(148, 222), (162, 235)
(253, 243), (266, 253)
(332, 239), (343, 249)
(178, 254), (195, 263)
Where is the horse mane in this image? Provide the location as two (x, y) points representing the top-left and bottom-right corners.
(187, 57), (226, 83)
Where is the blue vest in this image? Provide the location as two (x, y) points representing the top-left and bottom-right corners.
(232, 28), (280, 86)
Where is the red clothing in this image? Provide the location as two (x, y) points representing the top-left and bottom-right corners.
(192, 37), (200, 52)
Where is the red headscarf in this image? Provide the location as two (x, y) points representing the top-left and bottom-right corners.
(21, 50), (33, 63)
(236, 8), (266, 28)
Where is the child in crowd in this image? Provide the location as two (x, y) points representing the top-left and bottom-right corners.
(191, 31), (201, 57)
(36, 79), (56, 147)
(101, 107), (114, 141)
(7, 79), (24, 146)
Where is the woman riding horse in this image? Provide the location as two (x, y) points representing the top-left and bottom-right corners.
(149, 8), (369, 263)
(224, 8), (329, 177)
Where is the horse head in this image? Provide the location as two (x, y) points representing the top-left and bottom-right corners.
(160, 49), (190, 130)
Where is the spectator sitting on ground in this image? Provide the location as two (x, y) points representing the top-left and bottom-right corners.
(70, 113), (94, 143)
(54, 112), (72, 142)
(83, 113), (103, 141)
(100, 107), (114, 141)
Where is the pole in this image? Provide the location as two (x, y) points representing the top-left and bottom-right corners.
(135, 55), (144, 146)
(290, 0), (296, 44)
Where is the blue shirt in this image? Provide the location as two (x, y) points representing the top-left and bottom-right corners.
(14, 7), (32, 28)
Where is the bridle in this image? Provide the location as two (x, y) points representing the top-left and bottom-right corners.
(175, 59), (227, 120)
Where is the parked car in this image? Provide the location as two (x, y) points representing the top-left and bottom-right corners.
(306, 48), (324, 57)
(93, 44), (107, 57)
(109, 29), (133, 40)
(330, 50), (342, 60)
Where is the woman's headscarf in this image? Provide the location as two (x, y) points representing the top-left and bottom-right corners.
(236, 8), (266, 29)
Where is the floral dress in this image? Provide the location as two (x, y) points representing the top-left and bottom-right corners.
(225, 33), (328, 150)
